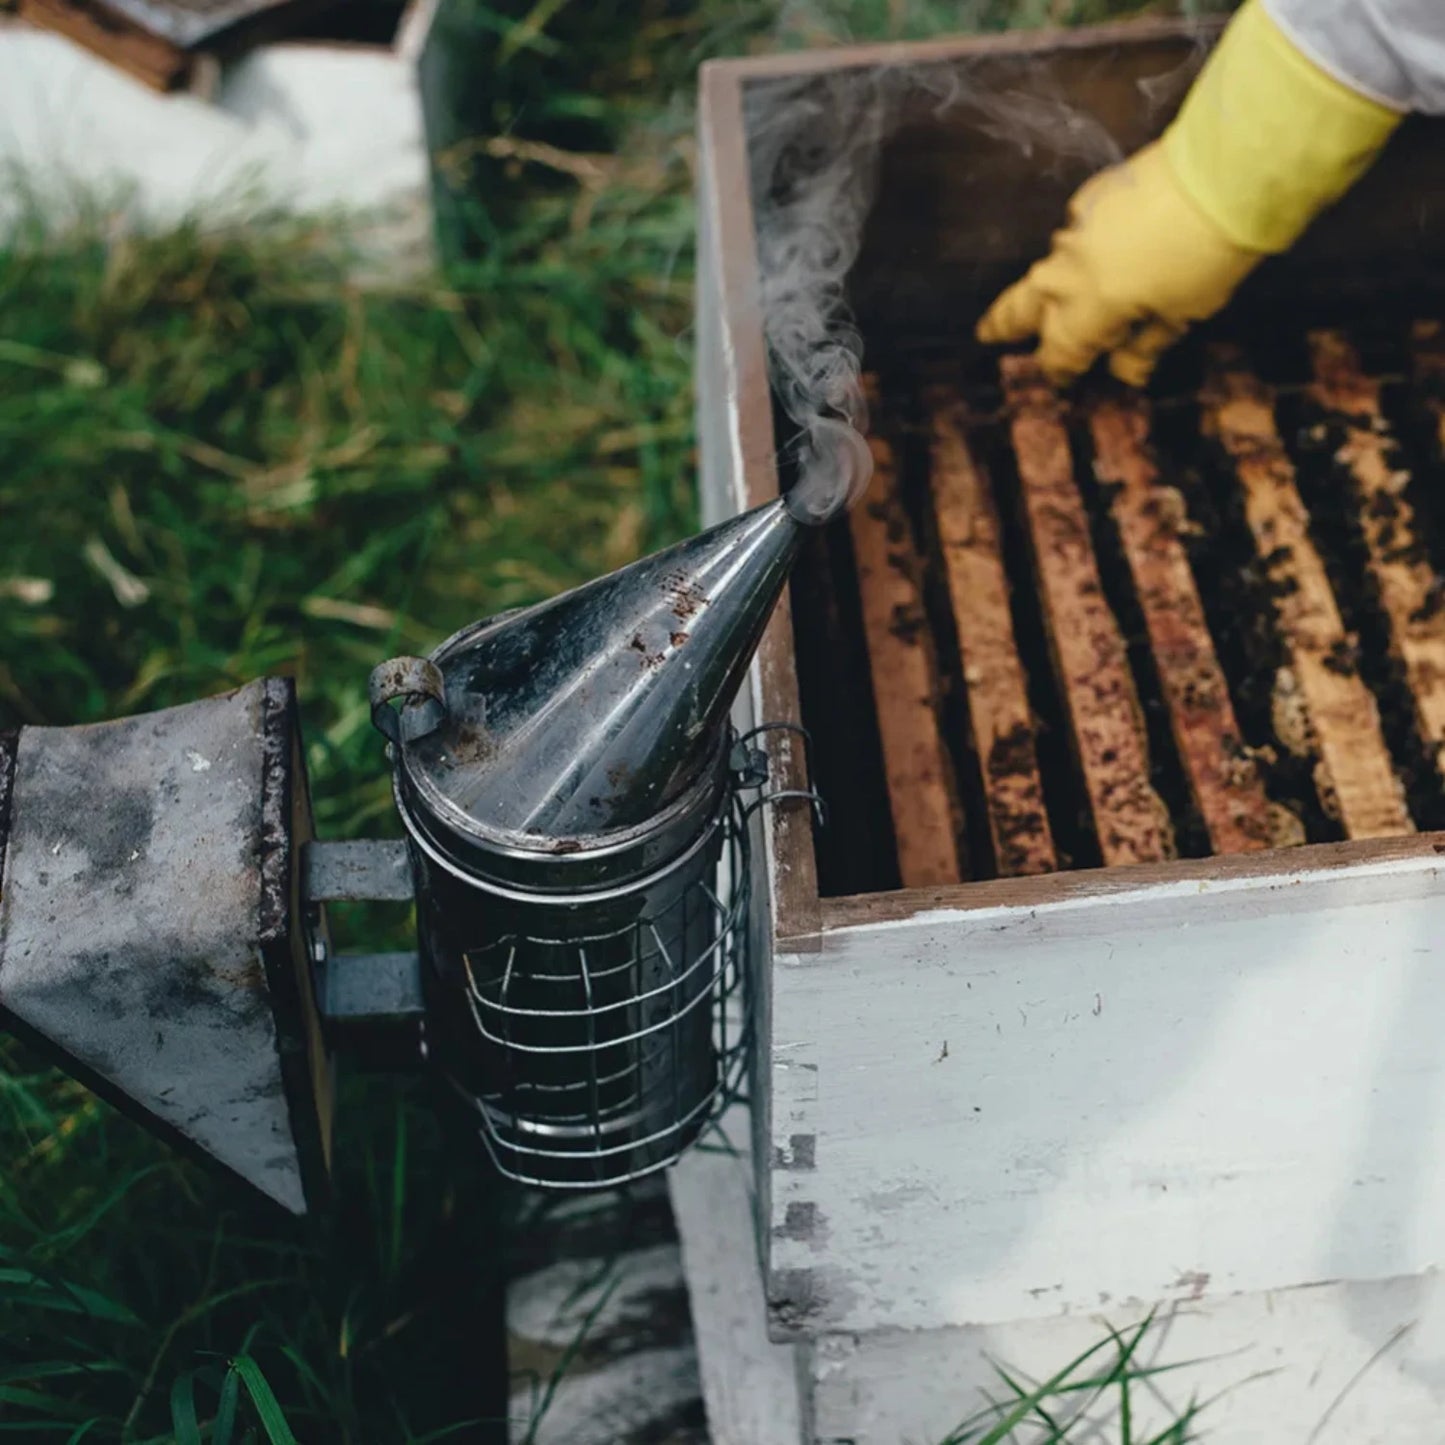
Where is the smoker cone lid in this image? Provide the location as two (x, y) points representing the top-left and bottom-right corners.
(380, 498), (803, 883)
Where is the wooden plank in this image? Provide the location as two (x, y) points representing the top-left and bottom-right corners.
(18, 0), (190, 89)
(508, 1179), (706, 1445)
(1308, 330), (1445, 789)
(999, 356), (1173, 866)
(695, 60), (820, 944)
(925, 385), (1056, 877)
(1200, 352), (1410, 840)
(1411, 319), (1445, 454)
(772, 844), (1445, 1337)
(694, 14), (1217, 85)
(849, 379), (964, 887)
(669, 1105), (805, 1445)
(100, 0), (340, 53)
(1086, 394), (1272, 855)
(817, 828), (1445, 935)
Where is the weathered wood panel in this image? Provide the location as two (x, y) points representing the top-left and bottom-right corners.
(0, 18), (439, 271)
(695, 59), (819, 947)
(669, 1106), (804, 1445)
(811, 1274), (1445, 1444)
(927, 385), (1056, 877)
(1000, 357), (1172, 865)
(769, 845), (1445, 1337)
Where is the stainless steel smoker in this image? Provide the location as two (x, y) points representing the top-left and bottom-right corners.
(0, 495), (814, 1207)
(372, 496), (806, 1188)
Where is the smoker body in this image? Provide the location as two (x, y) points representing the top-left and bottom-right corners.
(692, 19), (1445, 1445)
(401, 750), (734, 1189)
(375, 499), (802, 1189)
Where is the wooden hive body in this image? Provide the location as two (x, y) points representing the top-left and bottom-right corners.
(692, 18), (1445, 1443)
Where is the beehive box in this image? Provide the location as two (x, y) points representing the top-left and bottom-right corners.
(694, 17), (1445, 1443)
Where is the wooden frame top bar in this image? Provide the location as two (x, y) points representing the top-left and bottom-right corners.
(1086, 394), (1272, 855)
(927, 384), (1057, 877)
(1308, 329), (1445, 788)
(850, 382), (964, 888)
(698, 13), (1218, 82)
(1201, 352), (1411, 840)
(1001, 357), (1173, 867)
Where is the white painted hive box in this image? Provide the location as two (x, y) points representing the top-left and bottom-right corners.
(694, 16), (1445, 1443)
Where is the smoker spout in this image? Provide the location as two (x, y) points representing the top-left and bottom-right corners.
(393, 496), (805, 844)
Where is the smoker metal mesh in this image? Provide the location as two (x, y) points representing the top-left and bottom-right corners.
(455, 798), (753, 1190)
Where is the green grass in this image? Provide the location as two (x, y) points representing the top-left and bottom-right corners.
(938, 1315), (1215, 1444)
(0, 0), (1228, 1439)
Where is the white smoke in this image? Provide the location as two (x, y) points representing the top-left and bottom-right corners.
(743, 5), (1228, 525)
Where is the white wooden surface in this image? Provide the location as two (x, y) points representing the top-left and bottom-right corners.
(769, 851), (1445, 1339)
(812, 1273), (1445, 1444)
(509, 1245), (702, 1445)
(506, 1183), (707, 1445)
(0, 13), (438, 269)
(669, 1106), (806, 1445)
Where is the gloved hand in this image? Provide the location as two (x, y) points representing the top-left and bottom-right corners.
(976, 0), (1404, 387)
(976, 142), (1258, 387)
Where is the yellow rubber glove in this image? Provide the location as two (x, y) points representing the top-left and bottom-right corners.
(976, 0), (1403, 387)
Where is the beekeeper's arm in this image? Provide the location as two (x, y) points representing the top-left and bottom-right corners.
(976, 0), (1445, 388)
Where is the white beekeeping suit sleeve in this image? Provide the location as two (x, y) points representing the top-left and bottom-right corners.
(1265, 0), (1445, 114)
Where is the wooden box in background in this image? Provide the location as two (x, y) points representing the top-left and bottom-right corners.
(0, 0), (464, 273)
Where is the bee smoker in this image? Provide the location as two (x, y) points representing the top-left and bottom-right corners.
(369, 497), (810, 1189)
(0, 495), (817, 1207)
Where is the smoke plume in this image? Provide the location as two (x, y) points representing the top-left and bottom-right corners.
(744, 7), (1228, 526)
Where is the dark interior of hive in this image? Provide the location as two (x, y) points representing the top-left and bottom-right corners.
(744, 39), (1445, 898)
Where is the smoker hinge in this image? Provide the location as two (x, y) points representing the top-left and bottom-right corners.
(303, 839), (414, 903)
(322, 951), (424, 1022)
(302, 840), (422, 1060)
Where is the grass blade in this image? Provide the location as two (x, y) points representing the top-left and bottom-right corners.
(169, 1371), (201, 1445)
(991, 1364), (1063, 1435)
(0, 1385), (95, 1419)
(0, 1267), (142, 1325)
(948, 1333), (1121, 1444)
(213, 1367), (240, 1445)
(389, 1103), (407, 1282)
(230, 1356), (298, 1445)
(1142, 1400), (1206, 1445)
(0, 1362), (123, 1386)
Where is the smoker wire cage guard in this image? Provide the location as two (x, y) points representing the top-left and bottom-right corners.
(371, 500), (807, 1193)
(446, 790), (754, 1190)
